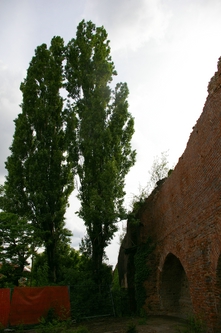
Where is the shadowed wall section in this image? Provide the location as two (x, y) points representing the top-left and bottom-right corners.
(159, 253), (192, 316)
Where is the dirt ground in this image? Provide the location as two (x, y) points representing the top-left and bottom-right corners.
(22, 315), (188, 333)
(75, 315), (187, 333)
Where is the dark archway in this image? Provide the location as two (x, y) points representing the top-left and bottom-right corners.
(160, 253), (193, 317)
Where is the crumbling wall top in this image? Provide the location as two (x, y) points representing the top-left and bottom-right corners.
(207, 56), (221, 94)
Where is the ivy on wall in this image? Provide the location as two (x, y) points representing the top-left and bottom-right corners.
(134, 238), (154, 313)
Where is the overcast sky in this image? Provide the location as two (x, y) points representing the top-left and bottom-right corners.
(1, 0), (221, 266)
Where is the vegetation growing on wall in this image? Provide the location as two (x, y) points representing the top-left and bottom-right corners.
(122, 192), (155, 315)
(120, 152), (171, 315)
(134, 238), (154, 313)
(128, 151), (173, 215)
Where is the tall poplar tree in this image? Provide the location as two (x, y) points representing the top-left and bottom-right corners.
(66, 20), (136, 283)
(4, 37), (77, 283)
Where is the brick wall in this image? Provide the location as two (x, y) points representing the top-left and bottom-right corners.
(119, 57), (221, 332)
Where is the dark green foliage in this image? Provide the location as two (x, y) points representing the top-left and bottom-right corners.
(32, 245), (114, 319)
(31, 252), (49, 286)
(69, 253), (113, 318)
(0, 212), (34, 267)
(73, 326), (89, 333)
(32, 245), (84, 286)
(43, 308), (58, 324)
(38, 308), (72, 333)
(69, 262), (114, 320)
(0, 211), (33, 286)
(70, 282), (114, 320)
(2, 20), (135, 287)
(4, 36), (77, 283)
(0, 187), (36, 286)
(126, 321), (137, 333)
(112, 268), (131, 317)
(66, 20), (136, 284)
(0, 260), (30, 287)
(134, 239), (154, 313)
(56, 245), (84, 284)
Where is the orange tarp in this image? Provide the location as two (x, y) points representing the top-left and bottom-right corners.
(0, 288), (11, 328)
(9, 286), (70, 326)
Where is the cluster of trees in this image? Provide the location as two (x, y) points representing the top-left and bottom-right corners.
(0, 20), (136, 286)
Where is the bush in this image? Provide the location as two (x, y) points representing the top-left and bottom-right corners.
(73, 326), (89, 333)
(112, 268), (131, 316)
(38, 307), (72, 333)
(126, 321), (137, 333)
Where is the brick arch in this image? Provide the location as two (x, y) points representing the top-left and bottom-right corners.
(159, 253), (193, 317)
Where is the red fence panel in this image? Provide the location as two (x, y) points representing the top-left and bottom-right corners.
(9, 286), (70, 326)
(0, 288), (11, 328)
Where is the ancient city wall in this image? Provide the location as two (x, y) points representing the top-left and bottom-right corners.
(140, 58), (221, 331)
(118, 58), (221, 332)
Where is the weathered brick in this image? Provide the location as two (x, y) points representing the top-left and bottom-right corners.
(118, 57), (221, 332)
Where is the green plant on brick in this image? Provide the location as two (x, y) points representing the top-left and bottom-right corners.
(134, 238), (154, 313)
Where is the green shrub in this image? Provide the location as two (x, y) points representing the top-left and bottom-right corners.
(38, 308), (72, 333)
(126, 321), (137, 333)
(73, 326), (89, 333)
(138, 318), (147, 325)
(112, 268), (131, 316)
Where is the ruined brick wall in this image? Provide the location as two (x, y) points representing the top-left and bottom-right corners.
(118, 57), (221, 332)
(140, 58), (221, 331)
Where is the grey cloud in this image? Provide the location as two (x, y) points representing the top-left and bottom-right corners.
(68, 223), (86, 249)
(83, 0), (171, 51)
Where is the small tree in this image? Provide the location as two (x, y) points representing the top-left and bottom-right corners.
(148, 151), (170, 191)
(0, 212), (34, 285)
(66, 20), (136, 283)
(131, 151), (171, 209)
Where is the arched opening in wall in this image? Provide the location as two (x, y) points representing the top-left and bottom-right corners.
(160, 253), (193, 317)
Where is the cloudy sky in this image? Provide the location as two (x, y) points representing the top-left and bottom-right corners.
(1, 0), (221, 266)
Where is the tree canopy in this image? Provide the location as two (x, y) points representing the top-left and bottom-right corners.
(66, 20), (136, 282)
(3, 36), (77, 283)
(1, 20), (136, 285)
